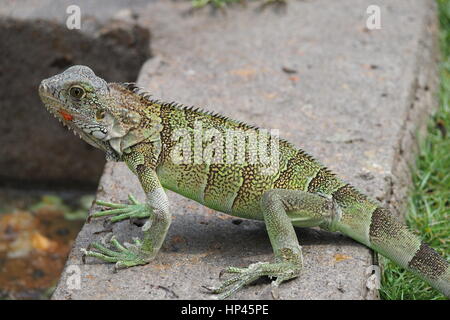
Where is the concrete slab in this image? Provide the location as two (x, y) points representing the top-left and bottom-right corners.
(51, 0), (439, 299)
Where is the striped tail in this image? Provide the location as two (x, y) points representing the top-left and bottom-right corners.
(367, 207), (450, 297)
(332, 189), (450, 297)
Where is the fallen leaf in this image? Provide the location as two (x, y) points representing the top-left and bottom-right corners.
(334, 253), (352, 262)
(171, 235), (186, 244)
(263, 92), (278, 100)
(31, 232), (57, 251)
(230, 68), (256, 79)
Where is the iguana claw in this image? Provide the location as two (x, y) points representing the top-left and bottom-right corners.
(207, 261), (300, 299)
(89, 194), (152, 223)
(81, 235), (154, 269)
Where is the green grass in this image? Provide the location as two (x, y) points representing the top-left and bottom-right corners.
(380, 0), (450, 300)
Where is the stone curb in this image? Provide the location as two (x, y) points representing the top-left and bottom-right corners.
(51, 0), (439, 299)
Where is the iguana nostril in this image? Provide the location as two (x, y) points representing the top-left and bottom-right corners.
(39, 82), (48, 93)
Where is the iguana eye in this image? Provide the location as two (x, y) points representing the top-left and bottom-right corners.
(69, 86), (85, 99)
(96, 109), (106, 120)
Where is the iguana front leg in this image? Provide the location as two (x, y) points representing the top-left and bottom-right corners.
(89, 194), (151, 223)
(207, 189), (335, 299)
(82, 156), (171, 269)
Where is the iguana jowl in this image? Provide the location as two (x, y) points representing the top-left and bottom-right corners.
(39, 65), (450, 299)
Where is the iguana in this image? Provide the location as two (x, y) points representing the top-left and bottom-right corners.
(39, 65), (450, 299)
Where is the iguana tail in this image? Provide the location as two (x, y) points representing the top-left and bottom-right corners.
(332, 191), (450, 297)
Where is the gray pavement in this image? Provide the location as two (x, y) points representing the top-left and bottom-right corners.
(48, 0), (439, 299)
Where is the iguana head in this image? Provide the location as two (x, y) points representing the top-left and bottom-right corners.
(39, 65), (155, 160)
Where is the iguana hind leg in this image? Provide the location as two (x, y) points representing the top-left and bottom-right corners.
(208, 189), (335, 299)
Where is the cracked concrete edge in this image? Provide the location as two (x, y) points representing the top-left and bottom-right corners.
(386, 1), (440, 219)
(372, 0), (440, 288)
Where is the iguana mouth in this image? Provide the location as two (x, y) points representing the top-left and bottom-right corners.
(39, 82), (80, 126)
(38, 82), (71, 120)
(39, 93), (115, 156)
(38, 81), (99, 145)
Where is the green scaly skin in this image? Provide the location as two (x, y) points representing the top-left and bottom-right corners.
(39, 66), (450, 299)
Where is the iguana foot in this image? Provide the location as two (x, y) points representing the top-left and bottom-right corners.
(90, 194), (151, 223)
(205, 261), (300, 299)
(81, 235), (154, 269)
